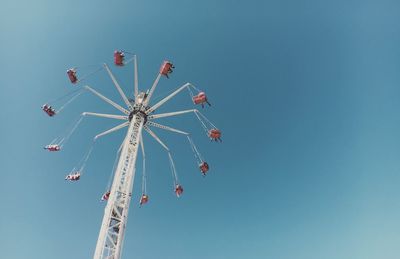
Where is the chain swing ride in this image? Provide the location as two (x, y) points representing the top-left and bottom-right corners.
(42, 50), (222, 259)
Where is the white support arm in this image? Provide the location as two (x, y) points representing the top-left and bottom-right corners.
(104, 64), (133, 110)
(143, 125), (170, 151)
(82, 112), (128, 120)
(148, 109), (198, 120)
(94, 121), (129, 140)
(146, 83), (191, 114)
(84, 85), (130, 115)
(145, 73), (162, 105)
(146, 121), (189, 135)
(134, 55), (139, 99)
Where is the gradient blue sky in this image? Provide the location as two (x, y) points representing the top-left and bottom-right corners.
(1, 0), (400, 258)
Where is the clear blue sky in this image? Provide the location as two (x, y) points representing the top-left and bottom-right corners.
(1, 0), (400, 258)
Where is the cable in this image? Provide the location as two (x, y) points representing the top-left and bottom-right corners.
(196, 110), (217, 129)
(187, 135), (203, 164)
(168, 152), (179, 187)
(47, 87), (83, 104)
(56, 90), (85, 113)
(106, 146), (121, 191)
(194, 110), (209, 134)
(76, 66), (104, 84)
(141, 155), (146, 194)
(78, 140), (95, 173)
(187, 85), (195, 99)
(58, 115), (84, 148)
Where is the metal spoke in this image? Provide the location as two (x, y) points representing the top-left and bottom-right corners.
(143, 125), (170, 151)
(148, 109), (198, 120)
(145, 73), (162, 105)
(134, 55), (139, 99)
(104, 64), (133, 110)
(85, 85), (130, 115)
(146, 83), (191, 114)
(83, 112), (128, 120)
(94, 121), (129, 140)
(146, 121), (189, 135)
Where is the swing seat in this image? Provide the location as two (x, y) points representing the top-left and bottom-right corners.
(114, 51), (125, 66)
(192, 92), (208, 105)
(139, 194), (149, 205)
(101, 191), (111, 201)
(45, 109), (56, 116)
(65, 172), (81, 181)
(175, 185), (184, 197)
(67, 69), (78, 84)
(208, 129), (221, 139)
(44, 144), (60, 151)
(199, 162), (209, 175)
(160, 61), (174, 77)
(42, 104), (56, 117)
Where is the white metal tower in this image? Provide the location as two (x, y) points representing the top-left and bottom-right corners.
(69, 57), (218, 259)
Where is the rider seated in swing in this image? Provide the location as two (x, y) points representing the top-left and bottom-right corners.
(114, 50), (125, 66)
(160, 61), (174, 78)
(175, 184), (183, 197)
(44, 144), (60, 151)
(42, 104), (56, 116)
(199, 161), (209, 175)
(67, 68), (78, 84)
(101, 191), (111, 201)
(208, 128), (222, 142)
(192, 92), (211, 108)
(65, 172), (81, 181)
(139, 194), (149, 206)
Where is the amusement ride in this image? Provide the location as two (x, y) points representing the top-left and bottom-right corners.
(42, 51), (222, 259)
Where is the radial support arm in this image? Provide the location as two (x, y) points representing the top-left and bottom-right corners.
(82, 112), (128, 120)
(134, 55), (139, 99)
(146, 121), (189, 135)
(143, 125), (170, 151)
(148, 109), (198, 120)
(84, 85), (130, 115)
(146, 83), (191, 114)
(94, 121), (129, 140)
(145, 73), (162, 106)
(104, 64), (133, 111)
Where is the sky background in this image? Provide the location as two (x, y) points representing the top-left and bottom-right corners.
(1, 0), (400, 258)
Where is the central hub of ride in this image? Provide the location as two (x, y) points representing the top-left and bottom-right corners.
(129, 108), (148, 124)
(129, 92), (149, 124)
